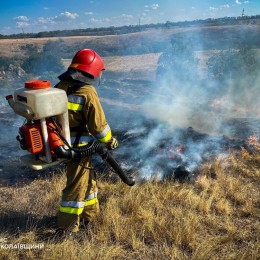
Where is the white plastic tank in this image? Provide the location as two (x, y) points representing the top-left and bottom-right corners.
(12, 80), (68, 120)
(6, 80), (71, 168)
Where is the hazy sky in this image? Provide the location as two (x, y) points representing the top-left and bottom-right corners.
(1, 0), (259, 35)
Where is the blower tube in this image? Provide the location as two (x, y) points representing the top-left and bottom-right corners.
(54, 141), (135, 186)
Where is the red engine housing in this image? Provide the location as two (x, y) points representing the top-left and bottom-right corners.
(19, 122), (43, 154)
(18, 120), (64, 157)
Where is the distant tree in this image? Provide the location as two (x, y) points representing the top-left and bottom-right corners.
(20, 44), (38, 54)
(207, 47), (260, 80)
(22, 40), (64, 76)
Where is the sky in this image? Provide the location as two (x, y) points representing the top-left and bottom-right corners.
(1, 0), (259, 35)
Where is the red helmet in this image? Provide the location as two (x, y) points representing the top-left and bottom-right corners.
(69, 49), (105, 77)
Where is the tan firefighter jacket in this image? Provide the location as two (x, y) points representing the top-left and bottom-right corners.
(57, 80), (112, 145)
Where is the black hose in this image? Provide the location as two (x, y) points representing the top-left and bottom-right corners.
(103, 152), (135, 186)
(54, 141), (135, 186)
(54, 146), (74, 158)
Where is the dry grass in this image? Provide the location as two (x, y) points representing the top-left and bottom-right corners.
(0, 143), (259, 260)
(0, 26), (204, 58)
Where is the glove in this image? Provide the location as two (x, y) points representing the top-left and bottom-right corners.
(107, 137), (118, 150)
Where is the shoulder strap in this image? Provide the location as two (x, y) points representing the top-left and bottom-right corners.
(53, 81), (86, 95)
(55, 81), (88, 147)
(72, 120), (87, 148)
(53, 83), (59, 88)
(66, 82), (88, 148)
(66, 82), (86, 96)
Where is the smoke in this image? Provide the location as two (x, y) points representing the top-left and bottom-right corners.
(107, 31), (260, 180)
(141, 44), (260, 134)
(1, 27), (260, 183)
(0, 87), (28, 185)
(0, 88), (25, 157)
(142, 78), (213, 131)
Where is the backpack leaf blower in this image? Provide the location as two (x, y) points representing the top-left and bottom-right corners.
(6, 80), (135, 186)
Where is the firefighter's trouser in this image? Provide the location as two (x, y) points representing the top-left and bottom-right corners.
(57, 156), (99, 232)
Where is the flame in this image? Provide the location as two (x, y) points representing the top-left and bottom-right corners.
(158, 144), (184, 160)
(247, 134), (260, 151)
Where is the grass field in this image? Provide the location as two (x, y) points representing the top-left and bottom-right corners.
(1, 24), (260, 259)
(0, 137), (259, 260)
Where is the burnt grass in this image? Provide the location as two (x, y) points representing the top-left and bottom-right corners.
(0, 77), (259, 259)
(1, 77), (260, 186)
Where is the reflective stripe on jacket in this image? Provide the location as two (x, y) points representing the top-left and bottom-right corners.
(94, 124), (112, 143)
(68, 95), (85, 111)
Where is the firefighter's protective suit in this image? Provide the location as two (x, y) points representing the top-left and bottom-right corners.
(55, 50), (115, 233)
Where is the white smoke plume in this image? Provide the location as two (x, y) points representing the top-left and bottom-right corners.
(110, 36), (260, 180)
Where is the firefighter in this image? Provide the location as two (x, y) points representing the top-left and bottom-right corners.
(55, 49), (118, 236)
